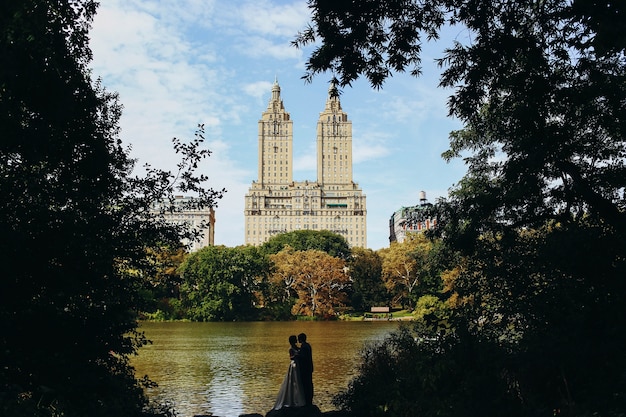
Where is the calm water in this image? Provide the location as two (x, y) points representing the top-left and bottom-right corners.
(133, 321), (400, 417)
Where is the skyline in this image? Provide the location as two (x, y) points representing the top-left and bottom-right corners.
(89, 0), (470, 250)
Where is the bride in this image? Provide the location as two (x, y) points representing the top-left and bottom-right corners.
(273, 335), (306, 409)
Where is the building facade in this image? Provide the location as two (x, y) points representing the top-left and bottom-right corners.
(244, 80), (367, 247)
(389, 191), (436, 244)
(152, 195), (215, 252)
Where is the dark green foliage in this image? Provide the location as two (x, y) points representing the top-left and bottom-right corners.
(451, 222), (626, 416)
(138, 247), (188, 319)
(0, 1), (222, 416)
(347, 247), (388, 311)
(294, 0), (445, 87)
(179, 245), (269, 321)
(299, 1), (626, 415)
(260, 230), (351, 260)
(298, 0), (626, 231)
(335, 221), (626, 416)
(257, 298), (296, 321)
(333, 324), (517, 417)
(414, 238), (447, 295)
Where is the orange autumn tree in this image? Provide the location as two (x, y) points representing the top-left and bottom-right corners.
(381, 233), (434, 309)
(270, 247), (350, 318)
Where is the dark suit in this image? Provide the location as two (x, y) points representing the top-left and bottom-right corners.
(298, 340), (314, 405)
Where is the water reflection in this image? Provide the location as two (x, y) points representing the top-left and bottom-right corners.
(133, 321), (399, 417)
(206, 349), (244, 416)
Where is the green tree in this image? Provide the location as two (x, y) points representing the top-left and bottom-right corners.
(347, 247), (388, 311)
(440, 222), (626, 416)
(148, 246), (188, 299)
(179, 245), (268, 321)
(0, 2), (222, 416)
(260, 229), (351, 260)
(298, 1), (626, 415)
(140, 246), (188, 320)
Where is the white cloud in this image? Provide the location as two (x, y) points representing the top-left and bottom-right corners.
(352, 131), (393, 163)
(209, 0), (309, 61)
(90, 0), (253, 247)
(237, 36), (302, 60)
(243, 80), (274, 101)
(238, 0), (310, 37)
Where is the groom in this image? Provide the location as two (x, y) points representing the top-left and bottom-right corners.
(297, 333), (314, 405)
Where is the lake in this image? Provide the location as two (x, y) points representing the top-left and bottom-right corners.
(133, 321), (401, 417)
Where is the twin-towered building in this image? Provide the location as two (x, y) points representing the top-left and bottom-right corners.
(244, 80), (367, 247)
(155, 82), (437, 250)
(155, 81), (438, 250)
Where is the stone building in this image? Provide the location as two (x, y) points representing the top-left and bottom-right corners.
(244, 80), (367, 247)
(151, 195), (215, 252)
(389, 191), (436, 244)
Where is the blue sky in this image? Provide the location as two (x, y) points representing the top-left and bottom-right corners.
(89, 0), (470, 250)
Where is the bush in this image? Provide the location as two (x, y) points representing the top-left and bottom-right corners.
(333, 324), (519, 417)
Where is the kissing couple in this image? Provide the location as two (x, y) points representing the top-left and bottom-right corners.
(272, 333), (314, 410)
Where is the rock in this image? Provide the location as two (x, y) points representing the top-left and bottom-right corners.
(240, 414), (264, 417)
(265, 404), (322, 417)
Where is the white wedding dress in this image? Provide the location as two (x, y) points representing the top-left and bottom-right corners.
(273, 358), (306, 410)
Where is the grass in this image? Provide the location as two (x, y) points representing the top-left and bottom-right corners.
(338, 309), (416, 321)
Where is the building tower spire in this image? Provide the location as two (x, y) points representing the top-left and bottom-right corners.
(270, 76), (281, 103)
(324, 80), (342, 112)
(317, 81), (352, 185)
(258, 79), (292, 186)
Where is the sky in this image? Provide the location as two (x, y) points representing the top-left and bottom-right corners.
(89, 0), (471, 250)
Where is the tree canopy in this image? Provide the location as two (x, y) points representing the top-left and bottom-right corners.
(380, 233), (438, 309)
(296, 0), (626, 234)
(260, 229), (351, 260)
(1, 2), (222, 416)
(298, 1), (626, 415)
(347, 247), (387, 311)
(270, 248), (350, 317)
(178, 245), (268, 321)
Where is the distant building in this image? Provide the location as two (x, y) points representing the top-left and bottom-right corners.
(244, 79), (367, 247)
(389, 191), (436, 244)
(151, 195), (215, 252)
